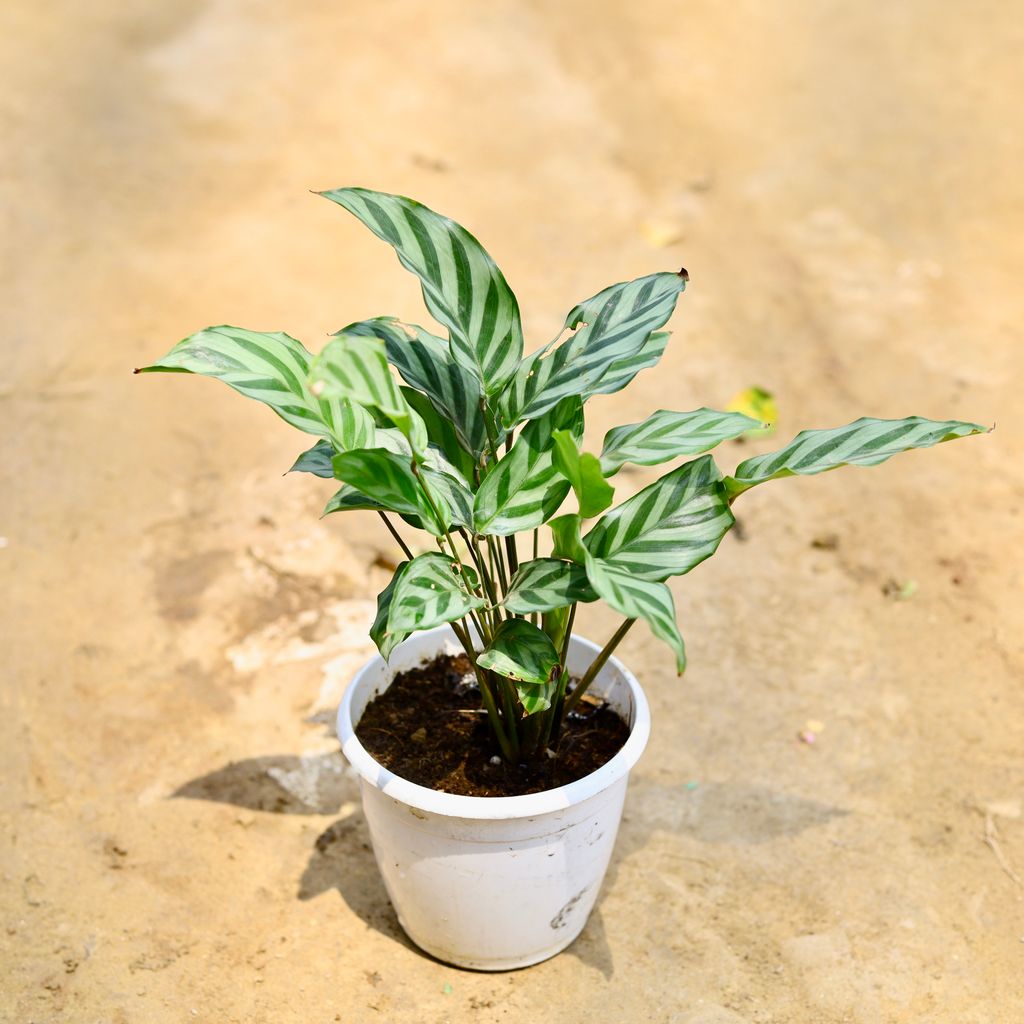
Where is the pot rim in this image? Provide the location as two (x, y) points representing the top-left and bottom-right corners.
(337, 625), (651, 820)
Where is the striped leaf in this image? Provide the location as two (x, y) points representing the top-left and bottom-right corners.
(400, 387), (479, 484)
(387, 552), (485, 632)
(322, 484), (394, 518)
(504, 558), (597, 615)
(478, 620), (561, 716)
(342, 317), (490, 455)
(289, 438), (336, 478)
(499, 272), (687, 427)
(331, 449), (449, 535)
(584, 455), (734, 581)
(319, 188), (523, 395)
(587, 330), (669, 398)
(136, 326), (368, 451)
(551, 430), (615, 518)
(600, 408), (760, 476)
(584, 552), (686, 673)
(308, 332), (428, 454)
(725, 416), (989, 498)
(370, 562), (410, 660)
(473, 397), (584, 536)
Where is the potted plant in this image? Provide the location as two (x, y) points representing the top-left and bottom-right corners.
(137, 187), (986, 970)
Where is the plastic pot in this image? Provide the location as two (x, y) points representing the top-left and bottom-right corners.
(336, 624), (651, 971)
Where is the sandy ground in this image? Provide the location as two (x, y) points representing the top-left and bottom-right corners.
(2, 1), (1023, 1021)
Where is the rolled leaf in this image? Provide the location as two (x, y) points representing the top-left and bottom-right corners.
(473, 397), (584, 536)
(549, 513), (588, 563)
(504, 558), (597, 615)
(136, 326), (365, 452)
(584, 552), (686, 673)
(319, 188), (523, 395)
(386, 552), (485, 632)
(308, 332), (428, 454)
(342, 317), (490, 455)
(332, 449), (450, 535)
(584, 454), (734, 581)
(725, 416), (988, 499)
(551, 430), (615, 518)
(600, 408), (759, 476)
(500, 272), (687, 427)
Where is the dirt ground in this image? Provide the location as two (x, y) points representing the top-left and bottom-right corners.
(2, 1), (1023, 1021)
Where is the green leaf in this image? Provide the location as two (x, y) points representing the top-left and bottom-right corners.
(587, 330), (669, 398)
(549, 513), (588, 563)
(400, 387), (479, 484)
(584, 552), (686, 673)
(504, 558), (597, 615)
(332, 449), (449, 535)
(308, 332), (429, 453)
(725, 416), (989, 498)
(319, 188), (523, 395)
(478, 620), (561, 717)
(289, 439), (336, 478)
(499, 272), (687, 427)
(473, 397), (584, 536)
(342, 317), (490, 455)
(478, 620), (560, 685)
(386, 552), (485, 632)
(136, 326), (367, 451)
(600, 408), (760, 476)
(370, 562), (411, 660)
(584, 455), (734, 581)
(551, 430), (615, 518)
(322, 484), (395, 518)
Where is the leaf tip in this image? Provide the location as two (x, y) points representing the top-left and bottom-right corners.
(677, 267), (690, 282)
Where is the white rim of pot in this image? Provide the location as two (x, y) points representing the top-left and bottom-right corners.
(337, 625), (651, 821)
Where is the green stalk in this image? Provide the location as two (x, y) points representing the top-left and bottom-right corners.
(449, 618), (515, 762)
(541, 602), (576, 750)
(563, 618), (636, 715)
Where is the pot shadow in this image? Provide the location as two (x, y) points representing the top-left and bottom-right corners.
(173, 754), (846, 977)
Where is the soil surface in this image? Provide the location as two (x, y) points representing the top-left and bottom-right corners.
(356, 653), (630, 797)
(3, 2), (1024, 1022)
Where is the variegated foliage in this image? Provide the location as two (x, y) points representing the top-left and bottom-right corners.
(139, 187), (986, 760)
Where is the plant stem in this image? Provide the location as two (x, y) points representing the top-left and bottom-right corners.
(541, 603), (576, 750)
(377, 511), (414, 561)
(449, 618), (515, 762)
(563, 618), (636, 715)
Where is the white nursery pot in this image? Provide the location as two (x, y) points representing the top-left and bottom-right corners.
(336, 624), (651, 971)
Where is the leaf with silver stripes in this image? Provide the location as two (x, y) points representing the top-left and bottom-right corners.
(473, 397), (584, 536)
(308, 332), (428, 454)
(387, 552), (485, 633)
(586, 330), (670, 398)
(584, 454), (734, 581)
(499, 272), (687, 427)
(503, 558), (597, 615)
(726, 416), (988, 498)
(341, 316), (490, 455)
(370, 562), (411, 660)
(600, 408), (760, 476)
(478, 620), (561, 715)
(319, 188), (523, 395)
(331, 448), (450, 535)
(136, 326), (367, 451)
(322, 483), (393, 517)
(584, 551), (686, 673)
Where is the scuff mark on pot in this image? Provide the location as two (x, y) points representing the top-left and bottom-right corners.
(549, 886), (590, 929)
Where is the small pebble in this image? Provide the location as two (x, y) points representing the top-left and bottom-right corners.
(489, 755), (502, 766)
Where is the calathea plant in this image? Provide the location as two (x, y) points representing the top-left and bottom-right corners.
(137, 188), (986, 766)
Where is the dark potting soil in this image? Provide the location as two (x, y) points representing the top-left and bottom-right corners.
(355, 653), (631, 797)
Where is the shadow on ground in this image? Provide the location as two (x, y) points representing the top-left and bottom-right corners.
(174, 755), (847, 976)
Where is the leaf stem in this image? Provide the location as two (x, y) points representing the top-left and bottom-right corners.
(376, 511), (414, 561)
(563, 618), (636, 714)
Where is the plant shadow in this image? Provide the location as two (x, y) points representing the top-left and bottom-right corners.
(174, 754), (846, 976)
